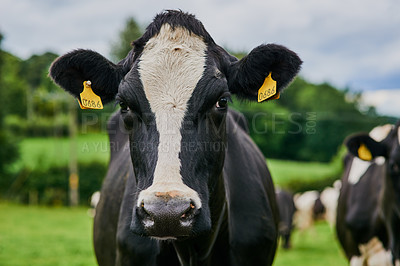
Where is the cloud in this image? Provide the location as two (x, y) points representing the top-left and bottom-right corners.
(1, 0), (399, 93)
(362, 89), (400, 117)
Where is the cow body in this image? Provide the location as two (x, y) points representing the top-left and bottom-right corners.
(336, 153), (390, 263)
(275, 189), (296, 249)
(49, 10), (302, 265)
(336, 124), (400, 265)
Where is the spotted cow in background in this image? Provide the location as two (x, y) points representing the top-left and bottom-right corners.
(320, 180), (341, 228)
(49, 10), (302, 265)
(293, 190), (321, 231)
(336, 123), (400, 265)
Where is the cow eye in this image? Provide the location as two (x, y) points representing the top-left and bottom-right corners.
(216, 97), (228, 110)
(119, 101), (130, 113)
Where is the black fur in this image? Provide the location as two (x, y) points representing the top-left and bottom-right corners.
(345, 133), (389, 160)
(276, 189), (296, 249)
(228, 44), (302, 101)
(49, 49), (128, 104)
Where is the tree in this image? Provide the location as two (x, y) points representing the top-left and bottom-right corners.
(0, 32), (19, 191)
(19, 52), (60, 120)
(110, 17), (143, 61)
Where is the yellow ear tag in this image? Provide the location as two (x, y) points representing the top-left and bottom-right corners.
(79, 81), (103, 110)
(258, 72), (278, 103)
(358, 143), (373, 161)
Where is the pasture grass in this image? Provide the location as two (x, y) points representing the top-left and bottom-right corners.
(0, 203), (348, 266)
(0, 202), (96, 266)
(274, 222), (347, 266)
(11, 133), (109, 172)
(267, 158), (339, 187)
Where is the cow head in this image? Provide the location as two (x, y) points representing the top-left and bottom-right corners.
(50, 10), (302, 239)
(345, 122), (400, 211)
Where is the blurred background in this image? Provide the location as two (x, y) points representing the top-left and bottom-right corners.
(0, 0), (399, 265)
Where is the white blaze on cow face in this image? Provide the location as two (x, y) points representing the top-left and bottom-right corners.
(348, 157), (373, 185)
(136, 24), (206, 208)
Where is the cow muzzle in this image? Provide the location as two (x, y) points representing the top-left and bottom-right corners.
(132, 191), (200, 239)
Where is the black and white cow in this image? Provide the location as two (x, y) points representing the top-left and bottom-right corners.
(49, 10), (302, 265)
(336, 124), (400, 265)
(275, 189), (296, 249)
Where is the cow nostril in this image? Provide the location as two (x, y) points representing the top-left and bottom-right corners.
(138, 201), (155, 227)
(180, 201), (197, 221)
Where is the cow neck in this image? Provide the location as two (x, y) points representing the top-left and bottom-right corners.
(198, 201), (227, 261)
(172, 202), (227, 264)
(173, 172), (227, 264)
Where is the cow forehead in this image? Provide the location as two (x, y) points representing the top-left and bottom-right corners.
(139, 23), (207, 111)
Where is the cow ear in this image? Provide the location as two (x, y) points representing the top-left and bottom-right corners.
(227, 44), (302, 101)
(49, 49), (132, 104)
(345, 134), (388, 161)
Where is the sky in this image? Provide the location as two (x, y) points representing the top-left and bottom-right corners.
(1, 0), (399, 116)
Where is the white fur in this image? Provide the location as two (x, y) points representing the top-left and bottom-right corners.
(398, 126), (400, 145)
(90, 191), (101, 208)
(369, 124), (393, 142)
(320, 183), (341, 227)
(350, 237), (393, 266)
(293, 190), (319, 231)
(136, 24), (206, 208)
(348, 157), (373, 184)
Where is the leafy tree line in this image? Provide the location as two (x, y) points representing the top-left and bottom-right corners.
(0, 33), (19, 185)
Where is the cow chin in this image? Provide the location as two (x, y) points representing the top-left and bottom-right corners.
(130, 199), (211, 240)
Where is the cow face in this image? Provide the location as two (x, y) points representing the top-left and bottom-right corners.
(346, 122), (400, 210)
(49, 10), (302, 239)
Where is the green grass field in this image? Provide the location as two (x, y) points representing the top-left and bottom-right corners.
(11, 133), (110, 172)
(0, 203), (96, 266)
(0, 203), (347, 265)
(267, 158), (339, 187)
(275, 222), (347, 266)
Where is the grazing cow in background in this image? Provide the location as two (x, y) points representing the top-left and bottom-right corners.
(275, 188), (296, 249)
(293, 190), (320, 231)
(336, 124), (400, 265)
(49, 10), (302, 265)
(320, 180), (341, 228)
(293, 181), (341, 231)
(312, 194), (326, 221)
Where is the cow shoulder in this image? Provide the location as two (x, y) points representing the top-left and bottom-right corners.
(223, 112), (278, 264)
(93, 111), (132, 263)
